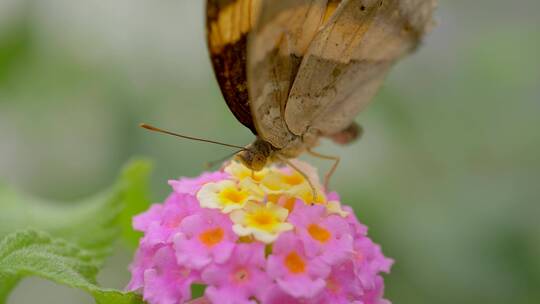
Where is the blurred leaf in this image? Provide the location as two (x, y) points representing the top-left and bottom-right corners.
(0, 159), (153, 260)
(0, 230), (143, 304)
(0, 7), (32, 84)
(0, 183), (117, 262)
(118, 158), (153, 248)
(0, 159), (152, 302)
(0, 276), (19, 302)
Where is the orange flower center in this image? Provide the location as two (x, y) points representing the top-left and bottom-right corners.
(308, 224), (331, 243)
(180, 268), (191, 278)
(198, 227), (224, 247)
(282, 196), (297, 213)
(326, 277), (341, 293)
(233, 268), (250, 283)
(252, 213), (274, 228)
(219, 187), (248, 205)
(284, 252), (306, 274)
(268, 194), (296, 213)
(356, 250), (364, 263)
(267, 194), (281, 204)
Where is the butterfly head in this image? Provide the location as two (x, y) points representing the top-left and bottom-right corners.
(235, 138), (274, 171)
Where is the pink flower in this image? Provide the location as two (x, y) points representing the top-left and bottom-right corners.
(311, 261), (363, 304)
(127, 243), (161, 291)
(169, 171), (230, 195)
(127, 160), (393, 304)
(141, 246), (198, 304)
(174, 208), (237, 269)
(267, 232), (330, 299)
(289, 201), (353, 265)
(261, 285), (302, 304)
(343, 205), (369, 237)
(327, 191), (341, 202)
(353, 237), (394, 291)
(136, 193), (202, 246)
(133, 204), (163, 232)
(202, 243), (272, 304)
(360, 275), (390, 304)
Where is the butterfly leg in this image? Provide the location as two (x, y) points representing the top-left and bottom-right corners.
(307, 149), (340, 191)
(275, 155), (318, 203)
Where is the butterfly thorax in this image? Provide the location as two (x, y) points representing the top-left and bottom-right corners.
(235, 130), (320, 172)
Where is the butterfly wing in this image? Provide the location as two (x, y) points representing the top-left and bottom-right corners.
(283, 0), (436, 137)
(247, 0), (331, 148)
(206, 0), (261, 134)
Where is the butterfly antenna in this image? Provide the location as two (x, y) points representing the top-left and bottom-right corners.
(140, 123), (247, 150)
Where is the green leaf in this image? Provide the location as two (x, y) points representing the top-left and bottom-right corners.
(0, 276), (19, 301)
(0, 6), (32, 83)
(0, 160), (152, 303)
(0, 230), (143, 304)
(0, 159), (153, 259)
(117, 159), (153, 248)
(0, 159), (153, 302)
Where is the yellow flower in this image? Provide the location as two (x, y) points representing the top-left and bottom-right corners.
(224, 161), (269, 183)
(258, 167), (327, 205)
(279, 169), (308, 188)
(237, 178), (265, 199)
(326, 200), (350, 217)
(258, 171), (290, 194)
(223, 159), (327, 207)
(230, 201), (293, 243)
(291, 183), (327, 205)
(197, 180), (252, 213)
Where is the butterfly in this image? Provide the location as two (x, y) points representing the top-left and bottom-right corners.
(205, 0), (435, 186)
(143, 0), (435, 192)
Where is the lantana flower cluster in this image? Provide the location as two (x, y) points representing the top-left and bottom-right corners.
(127, 160), (393, 304)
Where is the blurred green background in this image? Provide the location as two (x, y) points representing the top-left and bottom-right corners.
(1, 0), (539, 303)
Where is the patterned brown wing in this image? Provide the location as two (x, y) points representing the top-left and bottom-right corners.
(284, 0), (437, 137)
(247, 0), (331, 148)
(206, 0), (261, 134)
